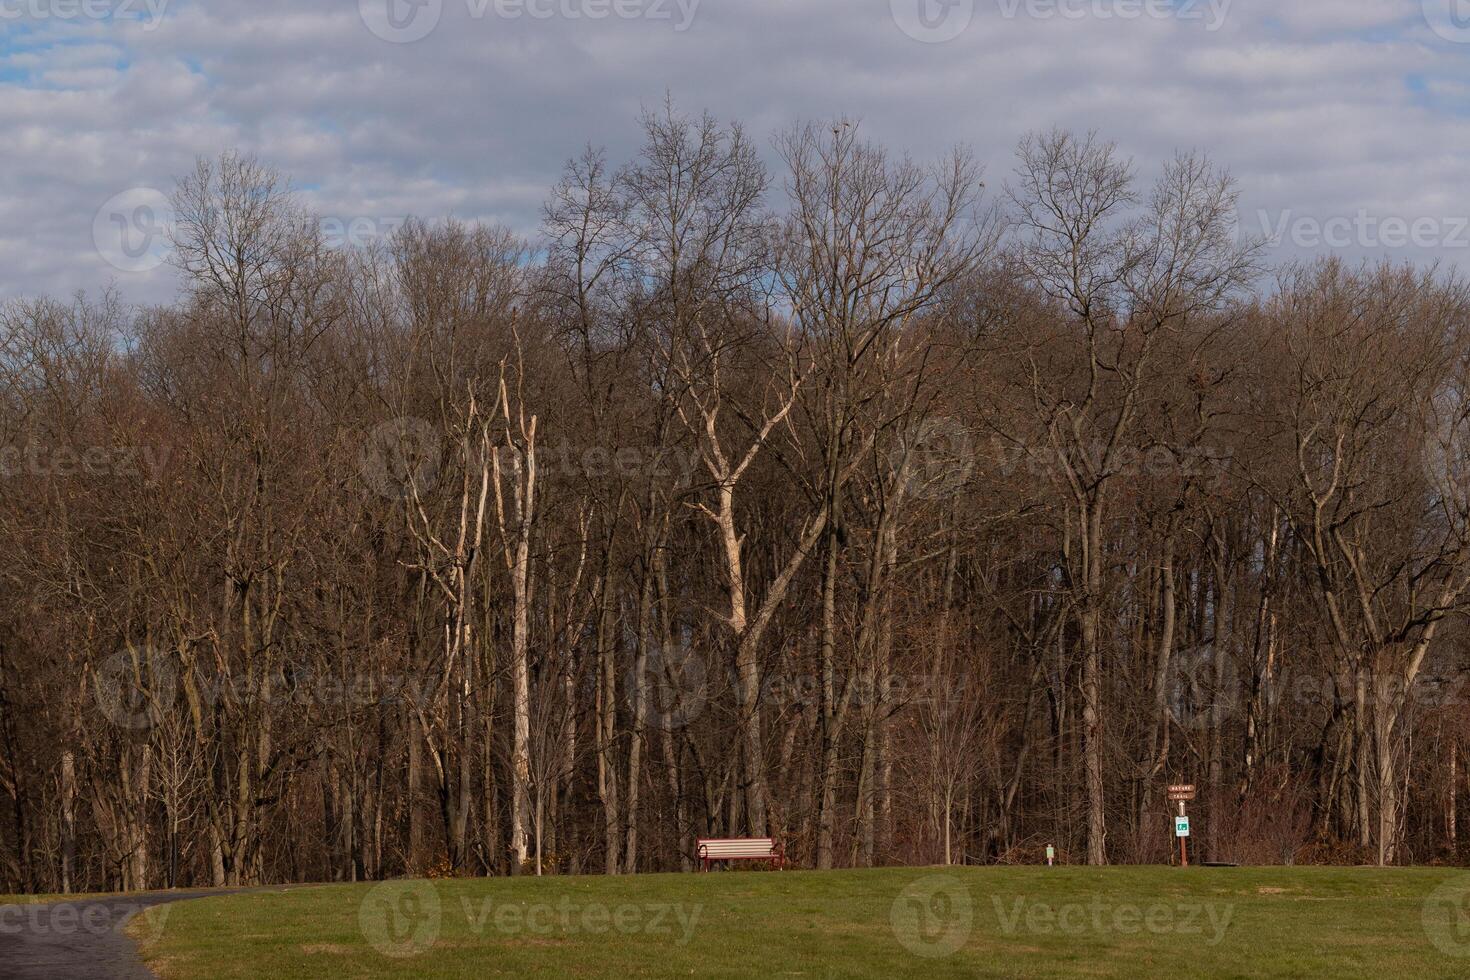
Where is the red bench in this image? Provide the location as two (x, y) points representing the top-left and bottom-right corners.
(696, 837), (787, 872)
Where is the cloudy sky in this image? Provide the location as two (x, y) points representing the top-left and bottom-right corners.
(4, 0), (1470, 304)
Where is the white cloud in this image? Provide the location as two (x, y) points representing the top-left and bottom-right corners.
(2, 0), (1469, 304)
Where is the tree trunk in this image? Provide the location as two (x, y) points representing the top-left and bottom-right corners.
(60, 748), (76, 894)
(1081, 501), (1108, 865)
(816, 516), (841, 868)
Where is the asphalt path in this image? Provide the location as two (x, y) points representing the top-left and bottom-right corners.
(0, 888), (244, 979)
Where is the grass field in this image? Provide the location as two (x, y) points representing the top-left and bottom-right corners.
(125, 866), (1470, 978)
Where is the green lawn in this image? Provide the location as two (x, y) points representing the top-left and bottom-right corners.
(127, 866), (1470, 978)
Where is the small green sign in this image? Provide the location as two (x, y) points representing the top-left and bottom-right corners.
(1175, 816), (1191, 838)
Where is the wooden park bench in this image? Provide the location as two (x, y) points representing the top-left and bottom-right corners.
(696, 837), (787, 872)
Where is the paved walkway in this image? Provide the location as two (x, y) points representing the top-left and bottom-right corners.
(0, 889), (242, 979)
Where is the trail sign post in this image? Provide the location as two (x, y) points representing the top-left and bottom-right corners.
(1166, 784), (1196, 867)
(1046, 844), (1055, 867)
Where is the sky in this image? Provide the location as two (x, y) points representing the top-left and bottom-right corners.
(2, 0), (1470, 304)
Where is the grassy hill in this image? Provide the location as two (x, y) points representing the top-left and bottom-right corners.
(128, 866), (1470, 978)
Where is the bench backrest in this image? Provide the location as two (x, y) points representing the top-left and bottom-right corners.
(697, 838), (776, 859)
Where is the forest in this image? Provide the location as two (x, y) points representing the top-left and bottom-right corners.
(2, 106), (1469, 893)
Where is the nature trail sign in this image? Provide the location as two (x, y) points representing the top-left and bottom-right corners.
(1168, 782), (1195, 867)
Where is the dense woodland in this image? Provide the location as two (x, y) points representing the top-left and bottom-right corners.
(3, 108), (1470, 893)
